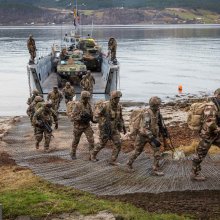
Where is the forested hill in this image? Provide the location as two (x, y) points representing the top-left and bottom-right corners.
(1, 0), (220, 13)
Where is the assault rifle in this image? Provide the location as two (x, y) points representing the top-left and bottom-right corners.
(158, 113), (175, 152)
(80, 112), (92, 124)
(38, 119), (52, 133)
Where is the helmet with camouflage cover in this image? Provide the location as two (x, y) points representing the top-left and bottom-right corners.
(32, 89), (39, 95)
(214, 88), (220, 96)
(66, 82), (71, 86)
(81, 91), (91, 99)
(110, 90), (122, 99)
(149, 96), (161, 107)
(43, 101), (53, 108)
(34, 96), (44, 102)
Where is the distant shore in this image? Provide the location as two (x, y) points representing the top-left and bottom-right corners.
(0, 7), (220, 26)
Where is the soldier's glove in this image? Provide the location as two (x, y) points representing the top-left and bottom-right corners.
(149, 137), (161, 148)
(54, 122), (58, 129)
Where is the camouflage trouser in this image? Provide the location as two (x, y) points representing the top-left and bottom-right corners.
(93, 130), (121, 162)
(34, 126), (52, 149)
(65, 96), (73, 104)
(111, 50), (116, 61)
(192, 136), (220, 174)
(71, 126), (94, 155)
(29, 49), (36, 61)
(128, 134), (161, 169)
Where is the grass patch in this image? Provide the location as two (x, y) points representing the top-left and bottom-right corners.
(0, 166), (190, 219)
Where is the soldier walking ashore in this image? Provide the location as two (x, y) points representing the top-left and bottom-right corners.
(70, 91), (94, 160)
(62, 82), (75, 104)
(91, 91), (126, 165)
(191, 88), (220, 181)
(126, 96), (166, 176)
(32, 102), (58, 152)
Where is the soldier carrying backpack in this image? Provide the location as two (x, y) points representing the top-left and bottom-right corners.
(188, 88), (220, 181)
(126, 96), (169, 176)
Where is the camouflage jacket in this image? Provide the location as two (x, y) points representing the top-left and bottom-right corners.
(62, 86), (75, 99)
(27, 38), (36, 51)
(200, 101), (219, 139)
(80, 78), (92, 91)
(71, 101), (93, 128)
(33, 107), (57, 126)
(139, 108), (161, 139)
(94, 101), (124, 133)
(27, 94), (37, 105)
(47, 91), (63, 105)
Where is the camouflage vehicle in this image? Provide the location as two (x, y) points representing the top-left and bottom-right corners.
(78, 39), (102, 72)
(57, 50), (87, 87)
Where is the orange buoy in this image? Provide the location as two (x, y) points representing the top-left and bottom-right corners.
(178, 84), (183, 93)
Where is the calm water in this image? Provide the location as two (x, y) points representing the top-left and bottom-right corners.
(0, 24), (220, 116)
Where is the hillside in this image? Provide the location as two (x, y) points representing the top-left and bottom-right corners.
(1, 0), (220, 12)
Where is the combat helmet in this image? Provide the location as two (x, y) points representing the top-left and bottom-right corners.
(44, 101), (53, 108)
(81, 91), (91, 98)
(110, 91), (122, 99)
(214, 88), (220, 96)
(149, 96), (161, 107)
(34, 96), (44, 102)
(66, 82), (71, 86)
(32, 89), (39, 95)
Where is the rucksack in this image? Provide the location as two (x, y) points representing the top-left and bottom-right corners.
(128, 108), (145, 139)
(187, 101), (215, 131)
(66, 100), (77, 118)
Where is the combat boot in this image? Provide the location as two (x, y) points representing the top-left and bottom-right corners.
(152, 165), (164, 176)
(35, 142), (39, 150)
(108, 159), (120, 166)
(190, 172), (206, 181)
(90, 150), (99, 162)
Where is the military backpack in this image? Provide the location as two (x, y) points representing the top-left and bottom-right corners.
(187, 101), (215, 131)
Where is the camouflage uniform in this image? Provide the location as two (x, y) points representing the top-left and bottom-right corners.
(62, 82), (75, 104)
(108, 37), (117, 61)
(27, 35), (36, 63)
(27, 89), (40, 105)
(91, 91), (125, 165)
(127, 96), (164, 176)
(32, 102), (58, 151)
(47, 87), (63, 113)
(70, 91), (94, 159)
(26, 96), (44, 122)
(80, 71), (95, 94)
(60, 49), (68, 61)
(192, 89), (220, 181)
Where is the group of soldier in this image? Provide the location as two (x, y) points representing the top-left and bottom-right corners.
(26, 84), (220, 181)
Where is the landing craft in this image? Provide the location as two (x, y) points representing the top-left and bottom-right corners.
(27, 5), (119, 113)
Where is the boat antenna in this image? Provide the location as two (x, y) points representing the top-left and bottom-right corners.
(91, 18), (94, 37)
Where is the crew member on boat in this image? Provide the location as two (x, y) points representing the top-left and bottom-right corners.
(47, 87), (63, 113)
(108, 37), (117, 62)
(27, 34), (36, 64)
(60, 48), (69, 61)
(62, 82), (75, 104)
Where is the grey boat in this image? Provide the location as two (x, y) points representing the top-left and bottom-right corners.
(27, 31), (120, 112)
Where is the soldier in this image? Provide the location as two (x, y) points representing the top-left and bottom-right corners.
(126, 96), (165, 176)
(27, 96), (44, 122)
(27, 89), (40, 105)
(191, 88), (220, 181)
(70, 91), (94, 160)
(60, 48), (68, 61)
(47, 86), (63, 113)
(108, 37), (117, 62)
(32, 102), (58, 152)
(27, 34), (36, 64)
(80, 71), (95, 94)
(91, 91), (126, 165)
(62, 82), (75, 104)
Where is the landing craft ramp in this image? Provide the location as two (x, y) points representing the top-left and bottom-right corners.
(3, 116), (220, 218)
